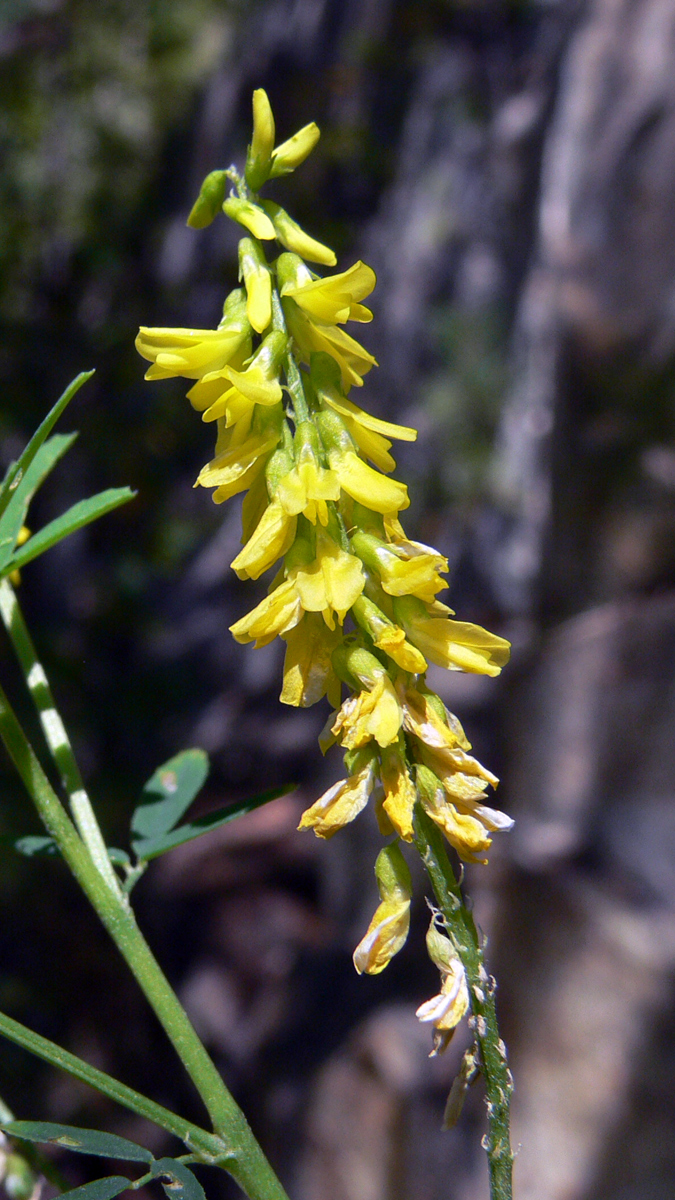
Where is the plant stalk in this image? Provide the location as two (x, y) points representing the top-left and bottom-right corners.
(0, 680), (290, 1200)
(413, 805), (514, 1200)
(0, 579), (121, 895)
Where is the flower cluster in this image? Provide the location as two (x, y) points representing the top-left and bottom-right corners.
(137, 90), (512, 1052)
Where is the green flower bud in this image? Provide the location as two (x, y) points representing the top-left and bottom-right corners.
(270, 122), (321, 177)
(275, 251), (312, 293)
(315, 408), (356, 455)
(245, 88), (275, 192)
(187, 169), (228, 229)
(374, 840), (412, 902)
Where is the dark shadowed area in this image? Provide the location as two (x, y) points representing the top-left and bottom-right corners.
(1, 1), (675, 1198)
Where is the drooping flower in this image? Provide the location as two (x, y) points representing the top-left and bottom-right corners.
(191, 330), (287, 425)
(298, 747), (378, 838)
(283, 296), (377, 389)
(280, 613), (342, 708)
(416, 918), (470, 1056)
(285, 527), (365, 629)
(353, 842), (412, 975)
(394, 594), (511, 677)
(351, 530), (448, 602)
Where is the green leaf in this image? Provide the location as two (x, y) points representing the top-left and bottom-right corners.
(57, 1178), (131, 1200)
(131, 750), (210, 845)
(0, 372), (94, 523)
(2, 488), (135, 578)
(132, 785), (292, 862)
(150, 1159), (206, 1200)
(1, 1123), (154, 1164)
(0, 435), (77, 573)
(14, 836), (60, 857)
(106, 848), (131, 867)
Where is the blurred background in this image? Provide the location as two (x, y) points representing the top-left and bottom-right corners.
(1, 0), (675, 1197)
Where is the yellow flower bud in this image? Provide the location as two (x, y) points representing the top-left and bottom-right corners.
(270, 121), (321, 177)
(245, 88), (275, 192)
(223, 196), (276, 240)
(238, 238), (272, 334)
(260, 200), (336, 265)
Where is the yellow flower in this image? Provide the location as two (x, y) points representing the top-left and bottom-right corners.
(276, 422), (340, 526)
(332, 673), (402, 750)
(298, 749), (378, 838)
(280, 613), (341, 708)
(353, 843), (412, 975)
(239, 238), (272, 334)
(416, 921), (469, 1055)
(283, 297), (377, 389)
(352, 595), (427, 673)
(400, 685), (470, 752)
(231, 499), (297, 580)
(230, 579), (302, 648)
(195, 406), (283, 499)
(394, 595), (511, 677)
(351, 531), (448, 603)
(245, 88), (275, 191)
(415, 761), (512, 864)
(269, 122), (320, 178)
(316, 409), (409, 513)
(380, 742), (417, 841)
(311, 352), (416, 472)
(191, 330), (287, 425)
(136, 290), (251, 381)
(278, 254), (375, 324)
(286, 528), (365, 629)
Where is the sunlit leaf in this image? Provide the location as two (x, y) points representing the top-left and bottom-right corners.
(1, 1122), (154, 1163)
(131, 749), (209, 845)
(2, 488), (135, 578)
(0, 372), (94, 522)
(150, 1159), (206, 1200)
(132, 785), (293, 862)
(0, 435), (76, 573)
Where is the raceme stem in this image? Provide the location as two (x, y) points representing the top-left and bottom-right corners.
(413, 805), (514, 1200)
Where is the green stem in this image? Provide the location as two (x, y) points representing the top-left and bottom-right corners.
(270, 290), (309, 422)
(0, 682), (290, 1200)
(413, 805), (514, 1200)
(0, 1012), (221, 1162)
(0, 579), (121, 895)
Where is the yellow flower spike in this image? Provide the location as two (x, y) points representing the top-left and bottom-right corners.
(222, 196), (276, 240)
(280, 612), (341, 707)
(351, 530), (448, 602)
(136, 289), (251, 381)
(278, 254), (376, 325)
(380, 742), (417, 841)
(270, 121), (321, 178)
(316, 410), (409, 514)
(230, 579), (302, 648)
(187, 169), (228, 229)
(238, 238), (272, 334)
(351, 595), (427, 673)
(286, 526), (365, 628)
(276, 421), (340, 526)
(298, 747), (378, 838)
(353, 842), (412, 975)
(393, 594), (511, 677)
(260, 200), (336, 265)
(230, 498), (297, 581)
(417, 918), (470, 1055)
(283, 297), (377, 389)
(245, 88), (275, 192)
